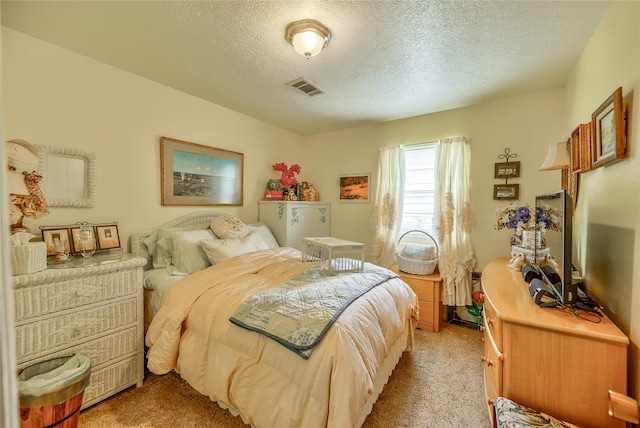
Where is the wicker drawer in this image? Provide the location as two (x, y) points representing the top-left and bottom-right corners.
(14, 269), (138, 322)
(17, 326), (138, 369)
(15, 298), (138, 363)
(82, 355), (139, 409)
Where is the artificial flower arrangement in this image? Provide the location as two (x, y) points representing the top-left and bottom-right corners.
(272, 162), (301, 188)
(494, 201), (562, 244)
(466, 291), (485, 325)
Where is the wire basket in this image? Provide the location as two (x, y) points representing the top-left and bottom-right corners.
(396, 230), (439, 275)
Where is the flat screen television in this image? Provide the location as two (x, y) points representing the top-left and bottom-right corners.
(535, 190), (577, 305)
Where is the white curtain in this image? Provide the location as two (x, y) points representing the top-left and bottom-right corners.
(371, 145), (405, 267)
(433, 137), (475, 306)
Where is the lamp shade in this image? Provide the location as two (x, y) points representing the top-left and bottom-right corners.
(286, 19), (331, 58)
(539, 141), (570, 171)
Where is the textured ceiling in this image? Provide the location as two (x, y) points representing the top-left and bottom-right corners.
(1, 1), (610, 136)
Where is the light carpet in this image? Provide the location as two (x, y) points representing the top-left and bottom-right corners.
(78, 323), (490, 427)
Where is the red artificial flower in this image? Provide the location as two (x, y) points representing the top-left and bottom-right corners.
(273, 163), (301, 187)
(472, 291), (485, 303)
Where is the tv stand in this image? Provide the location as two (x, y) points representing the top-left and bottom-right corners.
(481, 258), (629, 428)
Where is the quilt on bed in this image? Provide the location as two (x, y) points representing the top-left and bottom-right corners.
(146, 247), (418, 428)
(230, 263), (397, 359)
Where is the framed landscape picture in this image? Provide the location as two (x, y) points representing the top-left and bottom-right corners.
(160, 137), (244, 206)
(591, 87), (626, 169)
(339, 173), (370, 203)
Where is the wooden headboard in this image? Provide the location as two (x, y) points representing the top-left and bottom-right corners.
(129, 210), (226, 269)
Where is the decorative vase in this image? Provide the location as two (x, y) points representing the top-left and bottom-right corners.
(267, 179), (281, 191)
(521, 230), (542, 250)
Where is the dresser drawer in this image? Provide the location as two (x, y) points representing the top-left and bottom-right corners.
(482, 320), (503, 399)
(17, 326), (138, 369)
(402, 277), (435, 301)
(14, 269), (138, 322)
(483, 298), (502, 351)
(82, 355), (139, 409)
(16, 298), (138, 363)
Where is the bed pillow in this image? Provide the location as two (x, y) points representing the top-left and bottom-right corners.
(210, 215), (249, 239)
(247, 222), (280, 249)
(143, 224), (210, 269)
(157, 228), (216, 275)
(200, 231), (269, 264)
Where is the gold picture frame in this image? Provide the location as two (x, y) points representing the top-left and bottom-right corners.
(494, 161), (520, 179)
(95, 224), (121, 250)
(338, 173), (370, 203)
(160, 136), (244, 206)
(40, 227), (72, 256)
(591, 87), (626, 169)
(493, 184), (519, 200)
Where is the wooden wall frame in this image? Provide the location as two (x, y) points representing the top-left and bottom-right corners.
(493, 184), (519, 200)
(591, 87), (626, 168)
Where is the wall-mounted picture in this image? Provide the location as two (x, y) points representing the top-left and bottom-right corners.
(494, 161), (520, 179)
(160, 136), (244, 206)
(591, 87), (626, 169)
(96, 224), (121, 250)
(41, 227), (72, 256)
(493, 184), (519, 200)
(339, 174), (370, 203)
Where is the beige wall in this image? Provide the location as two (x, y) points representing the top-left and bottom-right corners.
(563, 0), (640, 398)
(1, 28), (306, 243)
(303, 89), (565, 270)
(2, 0), (639, 402)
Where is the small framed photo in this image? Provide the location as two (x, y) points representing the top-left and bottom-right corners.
(592, 87), (626, 169)
(494, 161), (520, 179)
(96, 224), (121, 250)
(70, 226), (97, 254)
(160, 136), (244, 206)
(339, 173), (370, 203)
(493, 184), (519, 200)
(41, 227), (72, 256)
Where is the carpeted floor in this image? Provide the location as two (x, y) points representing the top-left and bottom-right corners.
(78, 323), (490, 427)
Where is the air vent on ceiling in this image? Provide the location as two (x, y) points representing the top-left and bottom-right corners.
(288, 77), (324, 97)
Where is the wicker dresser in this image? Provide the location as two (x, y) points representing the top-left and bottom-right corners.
(12, 254), (147, 408)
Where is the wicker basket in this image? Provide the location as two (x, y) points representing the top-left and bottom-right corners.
(396, 230), (439, 275)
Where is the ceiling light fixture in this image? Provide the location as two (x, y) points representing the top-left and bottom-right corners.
(285, 19), (331, 59)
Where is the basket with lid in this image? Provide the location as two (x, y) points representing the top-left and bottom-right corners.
(396, 230), (439, 275)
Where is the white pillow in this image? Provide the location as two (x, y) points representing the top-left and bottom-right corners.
(210, 215), (249, 239)
(247, 222), (279, 249)
(157, 228), (215, 275)
(200, 231), (269, 264)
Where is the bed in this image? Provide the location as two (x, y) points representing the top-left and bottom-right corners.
(130, 211), (418, 428)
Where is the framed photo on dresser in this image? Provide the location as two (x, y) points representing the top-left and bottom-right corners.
(96, 224), (121, 250)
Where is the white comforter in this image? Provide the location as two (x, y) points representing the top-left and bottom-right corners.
(146, 247), (418, 428)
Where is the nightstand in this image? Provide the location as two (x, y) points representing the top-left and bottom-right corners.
(390, 265), (442, 332)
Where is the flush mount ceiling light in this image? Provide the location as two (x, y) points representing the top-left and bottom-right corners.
(285, 19), (331, 59)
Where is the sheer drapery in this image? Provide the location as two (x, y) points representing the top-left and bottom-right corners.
(371, 145), (405, 267)
(433, 137), (475, 306)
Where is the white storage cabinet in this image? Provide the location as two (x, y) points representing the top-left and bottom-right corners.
(258, 201), (330, 250)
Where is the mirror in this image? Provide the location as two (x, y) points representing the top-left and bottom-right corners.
(35, 145), (96, 208)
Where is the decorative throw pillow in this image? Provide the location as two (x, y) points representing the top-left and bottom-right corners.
(247, 222), (280, 249)
(200, 231), (269, 264)
(157, 228), (215, 275)
(210, 215), (249, 239)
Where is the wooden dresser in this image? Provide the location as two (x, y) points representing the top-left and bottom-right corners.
(12, 254), (147, 409)
(390, 265), (442, 332)
(481, 258), (628, 428)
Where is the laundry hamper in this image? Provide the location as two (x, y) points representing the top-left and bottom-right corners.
(396, 230), (439, 275)
(18, 354), (91, 428)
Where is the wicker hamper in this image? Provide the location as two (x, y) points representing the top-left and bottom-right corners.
(396, 230), (439, 275)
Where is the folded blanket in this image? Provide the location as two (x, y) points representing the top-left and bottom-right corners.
(230, 263), (397, 358)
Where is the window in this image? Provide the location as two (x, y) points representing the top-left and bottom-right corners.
(400, 142), (437, 240)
